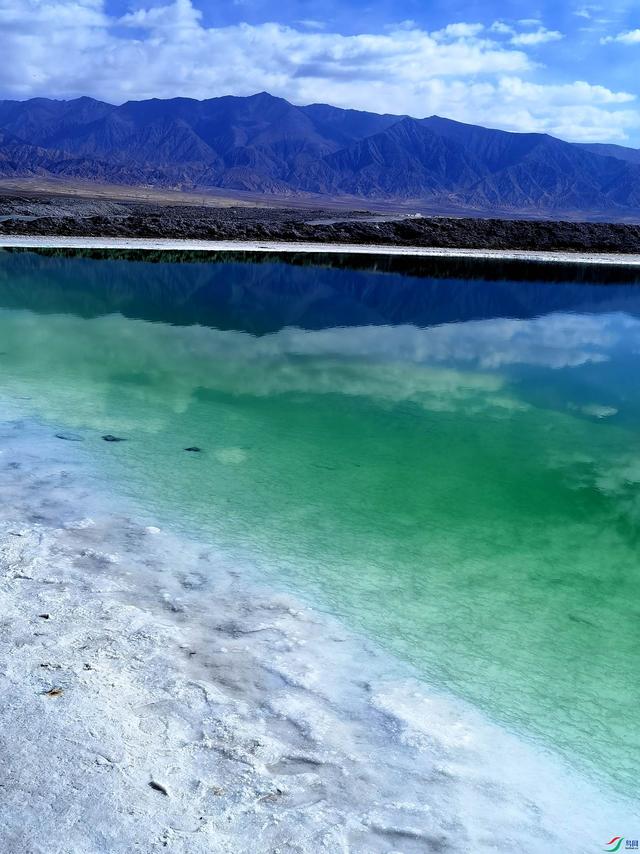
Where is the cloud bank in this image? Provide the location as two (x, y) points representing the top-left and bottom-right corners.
(602, 28), (640, 44)
(0, 0), (637, 142)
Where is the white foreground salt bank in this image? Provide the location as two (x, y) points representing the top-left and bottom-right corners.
(0, 418), (637, 853)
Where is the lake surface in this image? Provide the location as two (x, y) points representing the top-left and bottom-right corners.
(1, 248), (639, 800)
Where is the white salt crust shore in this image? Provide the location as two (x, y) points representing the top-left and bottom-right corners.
(0, 418), (637, 854)
(1, 234), (640, 266)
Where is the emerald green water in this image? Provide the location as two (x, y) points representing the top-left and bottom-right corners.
(1, 249), (639, 796)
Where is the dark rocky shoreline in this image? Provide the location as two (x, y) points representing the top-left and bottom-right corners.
(2, 194), (640, 253)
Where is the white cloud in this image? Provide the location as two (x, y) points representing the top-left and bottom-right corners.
(490, 20), (563, 47)
(575, 4), (607, 21)
(491, 21), (515, 35)
(602, 28), (640, 44)
(119, 0), (203, 31)
(0, 0), (637, 143)
(296, 20), (326, 31)
(482, 78), (637, 141)
(510, 27), (564, 46)
(432, 22), (485, 39)
(0, 1), (532, 103)
(402, 77), (637, 142)
(496, 77), (634, 106)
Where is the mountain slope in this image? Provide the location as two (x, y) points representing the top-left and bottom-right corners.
(1, 93), (640, 216)
(315, 118), (484, 197)
(577, 142), (640, 166)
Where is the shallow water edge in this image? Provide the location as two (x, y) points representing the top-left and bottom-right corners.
(0, 416), (637, 854)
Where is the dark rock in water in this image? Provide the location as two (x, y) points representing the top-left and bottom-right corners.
(149, 781), (169, 796)
(184, 446), (201, 453)
(43, 687), (63, 698)
(102, 435), (126, 442)
(56, 432), (84, 442)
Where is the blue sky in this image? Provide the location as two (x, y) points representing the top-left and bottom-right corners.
(1, 0), (639, 144)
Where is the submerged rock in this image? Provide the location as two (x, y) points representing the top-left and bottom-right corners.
(43, 687), (63, 698)
(55, 432), (84, 442)
(149, 781), (169, 796)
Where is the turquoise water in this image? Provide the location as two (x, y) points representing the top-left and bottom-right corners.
(1, 249), (639, 796)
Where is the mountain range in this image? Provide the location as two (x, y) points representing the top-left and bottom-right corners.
(1, 92), (640, 217)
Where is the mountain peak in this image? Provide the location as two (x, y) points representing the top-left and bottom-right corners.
(248, 91), (286, 102)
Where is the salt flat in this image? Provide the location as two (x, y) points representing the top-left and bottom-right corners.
(1, 234), (640, 266)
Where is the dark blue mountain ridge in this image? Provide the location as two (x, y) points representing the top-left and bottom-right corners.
(1, 92), (639, 215)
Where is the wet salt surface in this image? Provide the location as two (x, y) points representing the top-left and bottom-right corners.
(0, 418), (637, 853)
